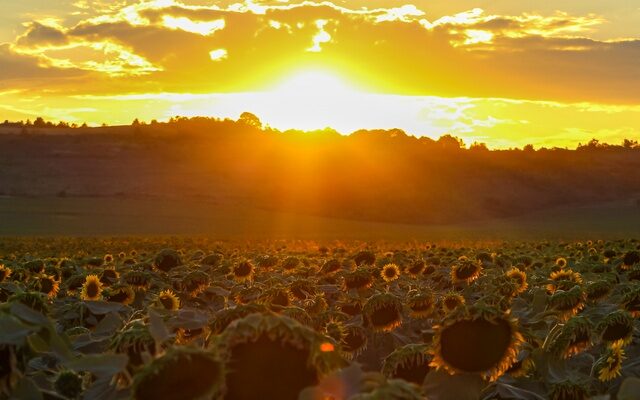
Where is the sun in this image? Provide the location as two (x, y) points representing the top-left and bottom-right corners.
(268, 70), (362, 99)
(252, 69), (370, 131)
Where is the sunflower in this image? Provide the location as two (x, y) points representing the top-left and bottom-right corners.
(343, 268), (374, 291)
(407, 290), (435, 319)
(505, 268), (528, 295)
(620, 285), (640, 317)
(262, 286), (292, 309)
(122, 270), (151, 290)
(450, 261), (482, 284)
(546, 316), (593, 359)
(549, 381), (588, 400)
(506, 354), (535, 378)
(320, 259), (342, 275)
(549, 286), (586, 320)
(406, 260), (425, 277)
(132, 347), (224, 400)
(181, 270), (209, 297)
(175, 326), (210, 345)
(547, 269), (583, 294)
(231, 260), (254, 282)
(35, 274), (60, 298)
(157, 289), (180, 311)
(340, 325), (368, 359)
(597, 311), (634, 346)
(54, 370), (83, 400)
(80, 274), (103, 301)
(216, 313), (345, 400)
(430, 305), (523, 382)
(555, 257), (568, 269)
(153, 249), (182, 272)
(442, 292), (466, 313)
(595, 342), (625, 382)
(103, 254), (114, 264)
(363, 293), (403, 332)
(585, 280), (612, 302)
(0, 265), (11, 282)
(106, 285), (136, 305)
(111, 320), (157, 369)
(100, 267), (120, 285)
(382, 344), (431, 385)
(380, 263), (401, 283)
(323, 319), (346, 343)
(290, 279), (316, 301)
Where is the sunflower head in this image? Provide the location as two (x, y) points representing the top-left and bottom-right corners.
(216, 313), (345, 400)
(546, 316), (593, 359)
(111, 320), (157, 369)
(442, 292), (466, 313)
(555, 257), (568, 269)
(320, 258), (342, 275)
(181, 270), (210, 297)
(133, 347), (223, 400)
(382, 344), (431, 385)
(407, 289), (435, 319)
(153, 249), (182, 272)
(105, 284), (136, 305)
(209, 304), (267, 334)
(450, 260), (482, 284)
(595, 342), (625, 382)
(363, 293), (403, 332)
(406, 260), (425, 277)
(9, 291), (49, 313)
(100, 267), (120, 286)
(548, 286), (586, 320)
(35, 274), (60, 298)
(585, 280), (612, 302)
(304, 293), (329, 315)
(380, 263), (401, 283)
(505, 267), (528, 295)
(547, 269), (583, 294)
(621, 285), (640, 317)
(262, 286), (292, 309)
(597, 310), (634, 346)
(549, 380), (589, 400)
(157, 289), (180, 311)
(231, 260), (254, 282)
(340, 325), (368, 359)
(80, 274), (103, 301)
(343, 268), (374, 291)
(0, 265), (12, 282)
(122, 270), (152, 290)
(322, 318), (346, 343)
(430, 304), (524, 382)
(54, 370), (83, 400)
(290, 279), (316, 301)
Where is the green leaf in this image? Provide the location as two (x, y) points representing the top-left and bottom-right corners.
(423, 370), (485, 400)
(65, 354), (128, 377)
(9, 377), (43, 400)
(618, 377), (640, 400)
(148, 308), (171, 344)
(0, 314), (36, 345)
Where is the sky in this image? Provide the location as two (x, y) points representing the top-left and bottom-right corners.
(0, 0), (639, 148)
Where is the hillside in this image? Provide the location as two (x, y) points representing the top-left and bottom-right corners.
(1, 118), (640, 231)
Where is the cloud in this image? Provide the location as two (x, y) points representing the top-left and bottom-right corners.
(1, 1), (639, 104)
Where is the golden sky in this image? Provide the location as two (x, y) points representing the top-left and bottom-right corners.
(1, 0), (639, 148)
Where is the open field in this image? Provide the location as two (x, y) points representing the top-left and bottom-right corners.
(0, 196), (639, 239)
(2, 237), (640, 399)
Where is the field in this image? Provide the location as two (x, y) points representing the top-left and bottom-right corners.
(2, 237), (640, 399)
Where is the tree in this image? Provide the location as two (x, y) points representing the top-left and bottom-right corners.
(132, 118), (141, 126)
(33, 117), (46, 128)
(437, 134), (464, 149)
(238, 112), (262, 129)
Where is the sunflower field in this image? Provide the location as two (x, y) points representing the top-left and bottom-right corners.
(1, 237), (640, 400)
